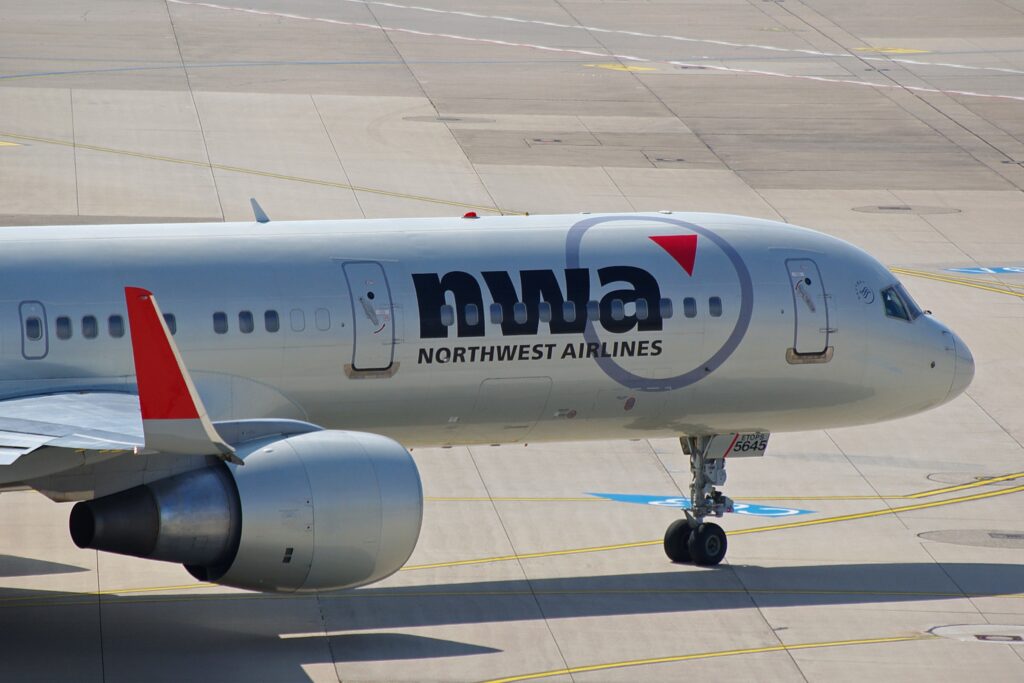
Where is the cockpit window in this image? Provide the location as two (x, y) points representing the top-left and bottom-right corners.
(881, 286), (910, 321)
(894, 283), (922, 320)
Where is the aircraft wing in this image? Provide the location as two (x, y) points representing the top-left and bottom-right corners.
(0, 287), (245, 483)
(0, 392), (143, 466)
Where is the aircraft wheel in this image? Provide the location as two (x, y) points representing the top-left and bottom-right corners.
(687, 522), (727, 566)
(663, 519), (693, 563)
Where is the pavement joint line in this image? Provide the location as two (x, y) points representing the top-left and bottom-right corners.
(478, 634), (938, 682)
(0, 130), (523, 216)
(168, 0), (1024, 103)
(892, 268), (1024, 299)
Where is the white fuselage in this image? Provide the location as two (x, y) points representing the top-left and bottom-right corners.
(0, 212), (971, 446)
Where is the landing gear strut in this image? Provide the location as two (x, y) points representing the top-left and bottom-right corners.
(664, 436), (732, 566)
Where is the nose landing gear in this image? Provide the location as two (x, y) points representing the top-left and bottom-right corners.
(664, 436), (733, 566)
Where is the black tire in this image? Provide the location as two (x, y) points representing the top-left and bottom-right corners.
(663, 519), (693, 563)
(687, 522), (727, 566)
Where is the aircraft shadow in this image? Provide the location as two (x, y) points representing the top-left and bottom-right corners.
(323, 561), (1024, 630)
(329, 633), (500, 661)
(0, 561), (1020, 680)
(0, 554), (88, 577)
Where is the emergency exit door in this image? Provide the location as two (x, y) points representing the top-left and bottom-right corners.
(343, 262), (394, 371)
(786, 258), (830, 354)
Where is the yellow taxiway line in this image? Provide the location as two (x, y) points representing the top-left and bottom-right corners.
(2, 473), (1022, 606)
(406, 482), (1024, 570)
(425, 470), (1024, 504)
(854, 47), (930, 54)
(0, 130), (523, 216)
(427, 496), (603, 502)
(891, 267), (1024, 299)
(4, 582), (1022, 611)
(480, 634), (936, 683)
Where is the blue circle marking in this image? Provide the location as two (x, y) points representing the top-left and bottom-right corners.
(565, 214), (754, 392)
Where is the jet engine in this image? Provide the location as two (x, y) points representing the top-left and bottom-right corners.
(69, 430), (422, 593)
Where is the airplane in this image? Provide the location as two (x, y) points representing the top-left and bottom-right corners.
(0, 210), (973, 593)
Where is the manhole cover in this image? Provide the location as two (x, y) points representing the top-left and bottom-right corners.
(930, 625), (1024, 643)
(402, 116), (495, 124)
(852, 205), (961, 215)
(927, 472), (1021, 488)
(918, 529), (1024, 549)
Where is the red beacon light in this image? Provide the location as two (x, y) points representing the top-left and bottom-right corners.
(462, 211), (479, 219)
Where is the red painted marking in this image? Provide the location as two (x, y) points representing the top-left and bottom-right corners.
(649, 235), (698, 276)
(125, 286), (199, 420)
(724, 433), (740, 458)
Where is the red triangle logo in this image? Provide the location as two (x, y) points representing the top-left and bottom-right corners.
(649, 234), (698, 276)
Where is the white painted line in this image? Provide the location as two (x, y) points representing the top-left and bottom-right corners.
(167, 1), (1024, 103)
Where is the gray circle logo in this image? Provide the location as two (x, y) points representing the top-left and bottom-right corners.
(855, 280), (875, 304)
(565, 215), (754, 392)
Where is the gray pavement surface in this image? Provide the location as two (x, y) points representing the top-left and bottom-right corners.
(2, 0), (1024, 681)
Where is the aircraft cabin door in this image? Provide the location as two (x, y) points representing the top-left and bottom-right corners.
(786, 258), (830, 355)
(343, 261), (395, 371)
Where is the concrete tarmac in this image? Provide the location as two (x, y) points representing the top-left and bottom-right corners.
(2, 1), (1024, 680)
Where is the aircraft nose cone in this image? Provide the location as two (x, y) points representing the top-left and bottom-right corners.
(947, 332), (975, 401)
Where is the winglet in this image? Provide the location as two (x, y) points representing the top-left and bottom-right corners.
(125, 287), (241, 464)
(250, 198), (270, 224)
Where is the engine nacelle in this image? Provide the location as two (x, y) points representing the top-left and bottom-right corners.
(69, 430), (422, 593)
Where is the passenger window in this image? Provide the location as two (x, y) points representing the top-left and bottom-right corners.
(562, 301), (576, 323)
(683, 297), (697, 318)
(290, 309), (305, 332)
(513, 302), (528, 325)
(315, 308), (330, 331)
(709, 297), (723, 318)
(538, 301), (552, 323)
(440, 305), (455, 327)
(660, 298), (674, 319)
(56, 316), (72, 340)
(490, 303), (503, 324)
(264, 310), (280, 333)
(587, 301), (600, 320)
(239, 310), (254, 334)
(108, 315), (124, 338)
(82, 315), (98, 339)
(25, 317), (42, 341)
(610, 299), (625, 322)
(635, 298), (649, 321)
(465, 303), (479, 326)
(213, 312), (228, 334)
(881, 287), (910, 321)
(163, 313), (177, 335)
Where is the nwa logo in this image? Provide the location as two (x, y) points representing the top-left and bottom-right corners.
(413, 235), (697, 339)
(413, 266), (666, 338)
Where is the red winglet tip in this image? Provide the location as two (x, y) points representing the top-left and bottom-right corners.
(125, 286), (153, 299)
(649, 234), (698, 277)
(124, 286), (200, 421)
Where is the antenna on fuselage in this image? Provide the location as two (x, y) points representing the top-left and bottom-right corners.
(249, 198), (270, 224)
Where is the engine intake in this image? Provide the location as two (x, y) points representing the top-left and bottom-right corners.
(70, 430), (422, 593)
